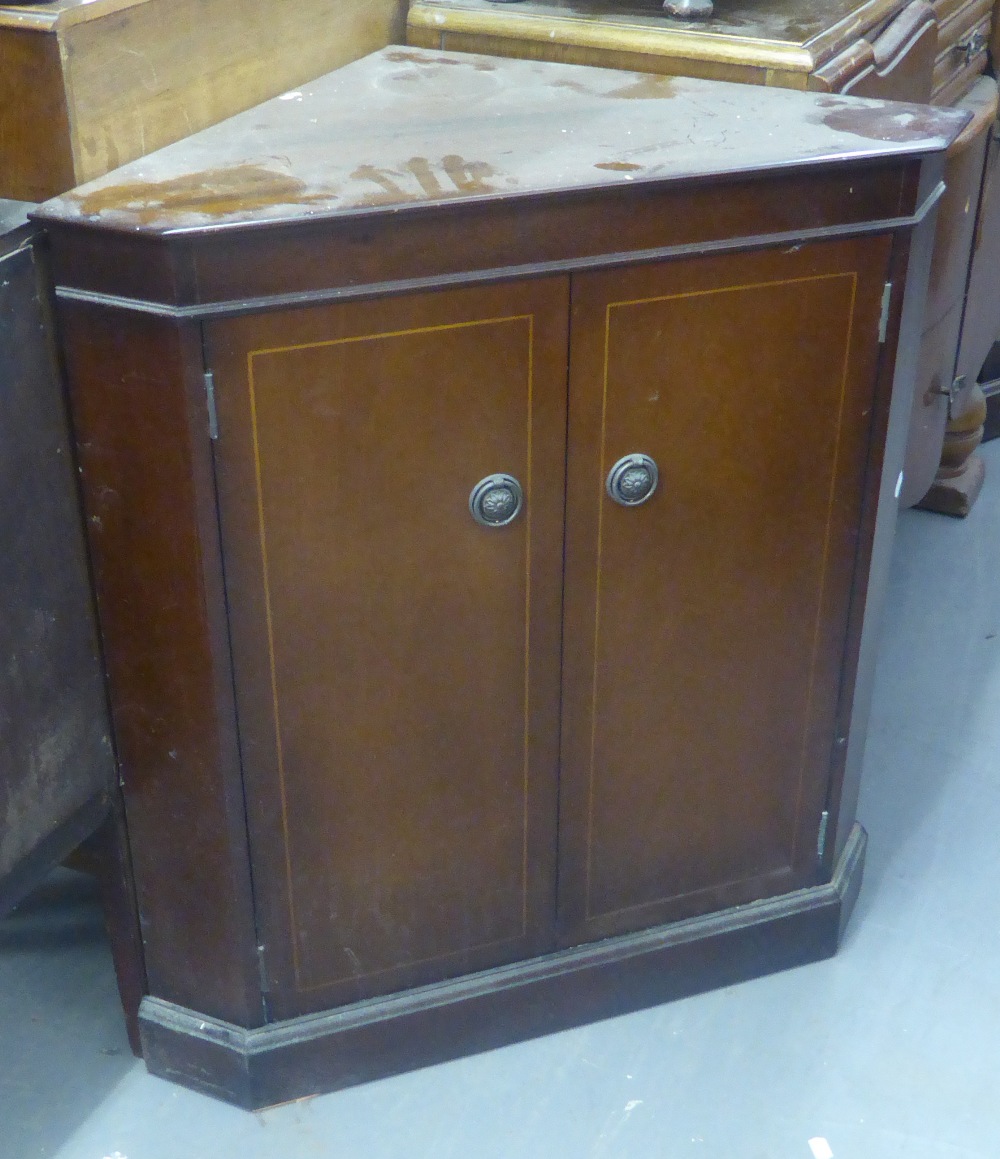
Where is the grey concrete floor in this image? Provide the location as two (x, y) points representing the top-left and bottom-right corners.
(3, 440), (999, 1159)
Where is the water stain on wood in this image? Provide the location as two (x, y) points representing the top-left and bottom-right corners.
(77, 165), (334, 222)
(384, 49), (497, 71)
(350, 156), (502, 205)
(548, 73), (676, 101)
(814, 97), (949, 143)
(604, 74), (678, 100)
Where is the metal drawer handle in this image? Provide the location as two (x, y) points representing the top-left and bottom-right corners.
(469, 473), (524, 527)
(606, 454), (659, 507)
(954, 30), (988, 64)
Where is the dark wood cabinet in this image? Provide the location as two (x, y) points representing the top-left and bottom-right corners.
(35, 48), (966, 1107)
(0, 202), (115, 917)
(201, 236), (896, 1018)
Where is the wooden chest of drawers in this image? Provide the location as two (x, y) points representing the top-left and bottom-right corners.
(407, 0), (939, 98)
(931, 0), (992, 105)
(35, 47), (966, 1107)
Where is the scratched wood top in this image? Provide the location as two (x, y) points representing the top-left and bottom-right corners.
(35, 47), (967, 234)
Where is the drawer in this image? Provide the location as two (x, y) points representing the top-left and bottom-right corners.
(931, 0), (991, 98)
(932, 18), (990, 99)
(931, 0), (976, 25)
(935, 0), (991, 49)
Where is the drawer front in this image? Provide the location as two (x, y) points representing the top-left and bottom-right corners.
(557, 235), (894, 945)
(931, 0), (991, 99)
(206, 278), (568, 1017)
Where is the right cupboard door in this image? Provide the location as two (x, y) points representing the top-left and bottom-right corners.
(558, 236), (894, 946)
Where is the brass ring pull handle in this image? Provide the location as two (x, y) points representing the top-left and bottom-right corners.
(469, 473), (524, 527)
(606, 454), (658, 507)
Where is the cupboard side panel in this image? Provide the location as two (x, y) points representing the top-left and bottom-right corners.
(559, 237), (893, 944)
(207, 278), (568, 1017)
(54, 301), (263, 1027)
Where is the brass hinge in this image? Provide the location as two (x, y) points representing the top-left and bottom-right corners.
(817, 810), (830, 861)
(878, 282), (893, 344)
(204, 369), (219, 441)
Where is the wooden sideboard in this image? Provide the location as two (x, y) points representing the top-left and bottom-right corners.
(0, 0), (407, 201)
(35, 48), (966, 1107)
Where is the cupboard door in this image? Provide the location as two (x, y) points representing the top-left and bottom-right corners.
(206, 279), (568, 1016)
(559, 237), (893, 944)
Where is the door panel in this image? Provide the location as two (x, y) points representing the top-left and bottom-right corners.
(559, 237), (893, 944)
(207, 279), (568, 1017)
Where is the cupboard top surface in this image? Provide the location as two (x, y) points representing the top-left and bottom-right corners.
(35, 47), (966, 235)
(407, 0), (904, 66)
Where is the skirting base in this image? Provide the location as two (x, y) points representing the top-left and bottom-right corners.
(140, 823), (867, 1109)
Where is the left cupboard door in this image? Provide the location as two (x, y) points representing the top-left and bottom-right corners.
(205, 278), (569, 1018)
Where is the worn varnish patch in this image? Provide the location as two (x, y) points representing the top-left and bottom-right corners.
(604, 74), (678, 100)
(351, 155), (502, 204)
(814, 96), (953, 143)
(78, 165), (336, 222)
(385, 48), (497, 71)
(550, 73), (677, 100)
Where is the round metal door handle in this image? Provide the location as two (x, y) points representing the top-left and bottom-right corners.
(606, 454), (658, 507)
(469, 473), (524, 527)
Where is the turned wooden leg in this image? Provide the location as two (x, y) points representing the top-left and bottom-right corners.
(916, 378), (988, 517)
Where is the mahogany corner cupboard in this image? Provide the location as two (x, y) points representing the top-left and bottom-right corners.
(34, 47), (966, 1108)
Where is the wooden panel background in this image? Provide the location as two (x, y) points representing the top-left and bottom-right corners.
(0, 28), (75, 201)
